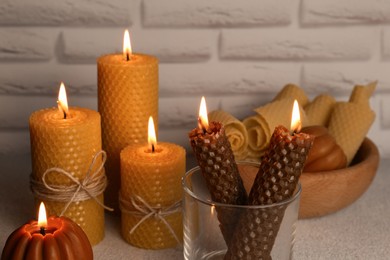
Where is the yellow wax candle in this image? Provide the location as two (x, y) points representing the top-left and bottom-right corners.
(120, 117), (185, 249)
(29, 83), (105, 245)
(98, 30), (158, 210)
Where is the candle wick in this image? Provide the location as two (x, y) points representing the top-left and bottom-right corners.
(198, 117), (207, 134)
(152, 144), (155, 153)
(290, 126), (301, 135)
(63, 111), (67, 119)
(126, 52), (130, 61)
(40, 227), (46, 236)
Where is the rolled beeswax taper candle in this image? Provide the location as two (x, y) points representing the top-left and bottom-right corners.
(29, 83), (106, 245)
(98, 30), (159, 210)
(225, 100), (314, 259)
(120, 117), (185, 249)
(189, 97), (247, 246)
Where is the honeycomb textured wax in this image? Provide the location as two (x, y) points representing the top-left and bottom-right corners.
(328, 82), (376, 165)
(225, 126), (314, 259)
(98, 54), (158, 210)
(120, 142), (185, 249)
(189, 122), (248, 246)
(29, 107), (105, 245)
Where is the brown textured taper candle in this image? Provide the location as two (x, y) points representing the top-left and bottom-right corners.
(225, 100), (314, 259)
(98, 30), (158, 210)
(189, 97), (247, 245)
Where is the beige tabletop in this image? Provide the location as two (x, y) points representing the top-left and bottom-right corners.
(1, 155), (389, 260)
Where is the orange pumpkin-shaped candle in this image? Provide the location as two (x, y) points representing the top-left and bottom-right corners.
(302, 126), (347, 172)
(1, 203), (93, 260)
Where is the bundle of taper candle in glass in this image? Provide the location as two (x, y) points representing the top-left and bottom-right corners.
(189, 97), (314, 259)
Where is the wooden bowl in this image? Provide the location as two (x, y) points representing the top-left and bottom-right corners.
(299, 137), (379, 219)
(238, 138), (380, 219)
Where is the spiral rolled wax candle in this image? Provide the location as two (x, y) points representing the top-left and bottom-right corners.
(120, 117), (185, 249)
(189, 97), (247, 246)
(225, 100), (314, 259)
(29, 83), (105, 245)
(98, 30), (158, 210)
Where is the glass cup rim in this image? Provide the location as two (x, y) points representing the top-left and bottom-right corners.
(182, 161), (302, 209)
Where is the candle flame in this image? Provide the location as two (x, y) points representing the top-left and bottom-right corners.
(123, 29), (132, 61)
(291, 100), (301, 133)
(57, 82), (69, 119)
(198, 96), (209, 130)
(148, 116), (157, 151)
(38, 202), (47, 228)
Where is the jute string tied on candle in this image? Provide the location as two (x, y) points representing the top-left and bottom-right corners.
(119, 193), (182, 245)
(30, 150), (113, 215)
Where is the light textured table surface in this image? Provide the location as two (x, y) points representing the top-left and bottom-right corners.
(1, 155), (389, 260)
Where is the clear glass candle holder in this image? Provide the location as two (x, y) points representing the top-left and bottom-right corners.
(182, 161), (301, 260)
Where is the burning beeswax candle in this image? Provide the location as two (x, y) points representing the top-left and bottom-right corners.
(29, 83), (105, 245)
(225, 100), (314, 259)
(188, 97), (247, 246)
(1, 203), (93, 260)
(120, 117), (185, 249)
(98, 30), (159, 210)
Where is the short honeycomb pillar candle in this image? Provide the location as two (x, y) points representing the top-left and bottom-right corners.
(120, 117), (185, 249)
(29, 83), (106, 245)
(98, 30), (159, 210)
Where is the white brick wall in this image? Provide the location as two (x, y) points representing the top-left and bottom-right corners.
(302, 0), (390, 25)
(220, 29), (372, 60)
(61, 29), (214, 63)
(0, 0), (131, 26)
(143, 0), (293, 27)
(0, 29), (52, 61)
(1, 0), (390, 158)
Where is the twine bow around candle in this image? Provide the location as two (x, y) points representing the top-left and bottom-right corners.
(30, 150), (113, 216)
(119, 194), (182, 245)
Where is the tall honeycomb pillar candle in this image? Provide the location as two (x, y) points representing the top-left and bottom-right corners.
(225, 100), (314, 259)
(120, 117), (185, 249)
(98, 30), (159, 210)
(29, 83), (107, 245)
(188, 97), (247, 246)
